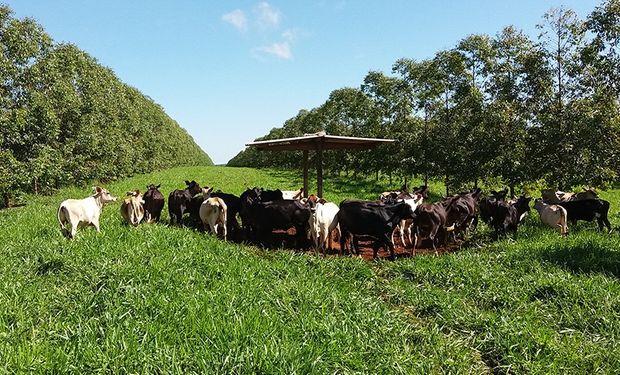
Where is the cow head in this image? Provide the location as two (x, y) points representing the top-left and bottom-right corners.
(512, 196), (531, 223)
(578, 187), (599, 200)
(92, 186), (117, 203)
(533, 198), (545, 211)
(126, 190), (145, 204)
(413, 185), (429, 199)
(146, 184), (161, 191)
(201, 186), (214, 199)
(490, 189), (508, 201)
(184, 180), (202, 196)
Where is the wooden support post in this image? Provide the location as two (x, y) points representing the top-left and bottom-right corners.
(317, 142), (323, 198)
(303, 150), (309, 198)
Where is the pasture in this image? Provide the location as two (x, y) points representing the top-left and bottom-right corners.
(0, 166), (619, 373)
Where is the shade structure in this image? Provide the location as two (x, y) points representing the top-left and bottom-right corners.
(246, 131), (395, 197)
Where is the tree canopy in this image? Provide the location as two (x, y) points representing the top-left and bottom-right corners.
(229, 0), (620, 194)
(0, 5), (212, 206)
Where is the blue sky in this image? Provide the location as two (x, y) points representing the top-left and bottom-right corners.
(5, 1), (600, 164)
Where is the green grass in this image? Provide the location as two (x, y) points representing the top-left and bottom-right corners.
(0, 165), (619, 373)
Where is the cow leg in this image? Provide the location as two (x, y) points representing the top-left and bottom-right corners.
(430, 226), (440, 256)
(372, 240), (380, 260)
(339, 230), (347, 256)
(407, 224), (413, 248)
(390, 226), (398, 248)
(69, 222), (78, 239)
(92, 219), (101, 233)
(597, 217), (612, 233)
(384, 233), (395, 260)
(326, 228), (333, 255)
(222, 222), (227, 241)
(412, 227), (418, 256)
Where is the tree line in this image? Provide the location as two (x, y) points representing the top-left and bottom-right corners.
(229, 1), (620, 196)
(0, 5), (212, 207)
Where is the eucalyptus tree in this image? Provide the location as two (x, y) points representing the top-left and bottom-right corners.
(0, 5), (52, 197)
(319, 87), (378, 175)
(393, 58), (445, 185)
(361, 70), (412, 183)
(487, 26), (547, 194)
(577, 0), (620, 185)
(0, 5), (213, 205)
(536, 7), (588, 188)
(428, 48), (486, 193)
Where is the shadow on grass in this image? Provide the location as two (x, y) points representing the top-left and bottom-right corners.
(540, 239), (620, 278)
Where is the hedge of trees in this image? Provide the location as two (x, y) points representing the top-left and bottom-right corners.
(229, 1), (620, 195)
(0, 5), (212, 207)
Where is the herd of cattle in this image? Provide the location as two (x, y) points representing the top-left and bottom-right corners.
(57, 182), (613, 258)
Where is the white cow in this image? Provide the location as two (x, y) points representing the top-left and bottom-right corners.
(533, 198), (569, 236)
(199, 188), (228, 241)
(120, 190), (145, 226)
(57, 186), (117, 239)
(309, 200), (340, 255)
(282, 187), (304, 200)
(394, 194), (424, 247)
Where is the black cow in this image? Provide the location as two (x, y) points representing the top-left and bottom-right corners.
(558, 199), (612, 233)
(239, 187), (285, 238)
(444, 188), (481, 239)
(187, 194), (206, 228)
(482, 196), (531, 237)
(411, 202), (449, 254)
(143, 184), (164, 223)
(249, 199), (312, 248)
(479, 189), (509, 226)
(333, 199), (416, 259)
(168, 180), (202, 225)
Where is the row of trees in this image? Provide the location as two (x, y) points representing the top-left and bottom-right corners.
(0, 5), (212, 206)
(229, 1), (620, 194)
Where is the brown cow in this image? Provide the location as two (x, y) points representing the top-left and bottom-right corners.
(121, 190), (145, 226)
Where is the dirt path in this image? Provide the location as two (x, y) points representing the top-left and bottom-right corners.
(257, 229), (465, 260)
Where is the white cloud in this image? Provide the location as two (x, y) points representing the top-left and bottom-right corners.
(258, 41), (292, 60)
(222, 9), (247, 32)
(282, 29), (297, 42)
(254, 2), (281, 29)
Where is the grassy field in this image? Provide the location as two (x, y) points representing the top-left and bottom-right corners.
(0, 166), (619, 373)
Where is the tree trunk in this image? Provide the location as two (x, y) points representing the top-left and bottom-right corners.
(509, 184), (515, 199)
(3, 193), (9, 208)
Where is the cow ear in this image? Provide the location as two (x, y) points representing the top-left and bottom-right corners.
(156, 184), (161, 189)
(95, 186), (102, 194)
(126, 191), (133, 196)
(319, 198), (327, 204)
(185, 180), (190, 185)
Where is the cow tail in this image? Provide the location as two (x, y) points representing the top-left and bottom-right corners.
(58, 205), (69, 237)
(328, 212), (339, 234)
(58, 205), (67, 227)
